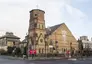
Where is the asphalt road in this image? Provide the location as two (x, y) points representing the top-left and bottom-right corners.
(0, 56), (92, 64)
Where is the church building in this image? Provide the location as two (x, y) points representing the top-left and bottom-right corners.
(28, 9), (78, 55)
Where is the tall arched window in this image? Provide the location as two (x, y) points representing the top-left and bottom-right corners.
(39, 48), (41, 53)
(42, 48), (44, 53)
(37, 23), (39, 28)
(40, 24), (42, 29)
(42, 25), (43, 29)
(40, 39), (43, 43)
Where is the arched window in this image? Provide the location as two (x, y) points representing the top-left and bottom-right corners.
(64, 49), (66, 52)
(42, 24), (45, 29)
(37, 23), (39, 28)
(39, 48), (41, 53)
(40, 24), (42, 29)
(42, 25), (43, 29)
(42, 48), (44, 53)
(40, 39), (43, 43)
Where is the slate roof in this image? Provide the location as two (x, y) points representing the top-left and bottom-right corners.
(7, 38), (20, 42)
(22, 35), (28, 43)
(0, 32), (20, 39)
(46, 23), (64, 35)
(22, 38), (27, 43)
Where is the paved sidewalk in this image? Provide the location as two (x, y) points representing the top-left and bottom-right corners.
(28, 57), (67, 60)
(0, 55), (74, 61)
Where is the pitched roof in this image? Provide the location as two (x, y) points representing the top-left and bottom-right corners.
(46, 23), (63, 35)
(0, 32), (20, 39)
(22, 35), (28, 43)
(22, 38), (27, 43)
(7, 38), (20, 42)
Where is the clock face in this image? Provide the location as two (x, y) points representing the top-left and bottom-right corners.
(62, 30), (67, 41)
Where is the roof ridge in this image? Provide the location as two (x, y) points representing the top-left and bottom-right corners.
(46, 23), (63, 29)
(46, 23), (64, 35)
(0, 33), (20, 39)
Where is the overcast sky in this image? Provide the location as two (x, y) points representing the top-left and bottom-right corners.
(0, 0), (92, 40)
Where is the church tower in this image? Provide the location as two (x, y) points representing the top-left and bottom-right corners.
(28, 9), (46, 54)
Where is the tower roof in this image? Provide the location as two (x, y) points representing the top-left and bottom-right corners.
(29, 9), (45, 13)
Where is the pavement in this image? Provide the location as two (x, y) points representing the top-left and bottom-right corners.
(1, 55), (92, 64)
(0, 55), (67, 60)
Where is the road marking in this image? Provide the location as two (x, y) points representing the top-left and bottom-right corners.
(68, 58), (77, 61)
(30, 63), (35, 64)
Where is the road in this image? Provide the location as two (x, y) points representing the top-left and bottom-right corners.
(0, 56), (92, 64)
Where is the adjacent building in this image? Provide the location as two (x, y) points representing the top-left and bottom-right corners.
(79, 36), (92, 50)
(80, 36), (89, 41)
(0, 32), (20, 52)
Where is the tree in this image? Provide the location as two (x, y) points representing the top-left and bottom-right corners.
(78, 39), (83, 58)
(78, 40), (83, 51)
(14, 47), (21, 57)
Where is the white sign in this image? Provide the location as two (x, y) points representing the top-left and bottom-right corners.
(62, 30), (67, 41)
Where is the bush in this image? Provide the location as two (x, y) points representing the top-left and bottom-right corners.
(0, 49), (7, 55)
(7, 47), (14, 55)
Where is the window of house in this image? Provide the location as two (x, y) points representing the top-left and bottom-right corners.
(2, 39), (6, 46)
